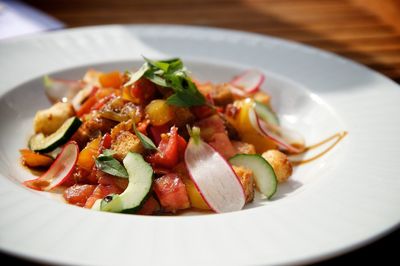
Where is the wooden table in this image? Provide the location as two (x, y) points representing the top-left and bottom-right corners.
(2, 0), (399, 265)
(25, 0), (400, 83)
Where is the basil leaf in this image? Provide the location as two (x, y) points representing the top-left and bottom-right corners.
(95, 154), (128, 178)
(131, 57), (206, 107)
(133, 122), (159, 151)
(144, 71), (168, 87)
(124, 63), (150, 87)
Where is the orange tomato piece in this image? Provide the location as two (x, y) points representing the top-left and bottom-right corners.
(99, 71), (123, 89)
(20, 149), (53, 168)
(76, 136), (101, 171)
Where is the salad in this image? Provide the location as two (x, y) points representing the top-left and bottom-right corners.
(21, 58), (305, 214)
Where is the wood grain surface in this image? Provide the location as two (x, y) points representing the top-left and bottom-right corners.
(24, 0), (400, 83)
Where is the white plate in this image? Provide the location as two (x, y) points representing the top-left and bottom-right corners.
(0, 25), (399, 266)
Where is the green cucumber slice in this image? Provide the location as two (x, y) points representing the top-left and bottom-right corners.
(29, 116), (82, 153)
(98, 152), (153, 213)
(229, 154), (277, 199)
(254, 101), (280, 126)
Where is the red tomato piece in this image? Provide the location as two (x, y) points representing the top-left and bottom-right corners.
(149, 124), (170, 146)
(99, 133), (112, 153)
(84, 184), (124, 208)
(147, 126), (181, 168)
(137, 196), (160, 215)
(153, 173), (190, 212)
(208, 132), (237, 159)
(63, 184), (97, 207)
(129, 78), (157, 104)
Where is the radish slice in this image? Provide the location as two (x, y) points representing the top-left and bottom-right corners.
(184, 127), (246, 213)
(230, 70), (265, 93)
(44, 75), (83, 104)
(248, 108), (305, 154)
(24, 141), (79, 191)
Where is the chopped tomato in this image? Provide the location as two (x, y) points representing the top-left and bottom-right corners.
(190, 104), (214, 119)
(20, 149), (53, 168)
(84, 184), (124, 208)
(195, 114), (226, 141)
(97, 171), (128, 191)
(153, 173), (190, 212)
(147, 126), (185, 168)
(137, 119), (150, 135)
(99, 71), (123, 89)
(125, 78), (156, 104)
(63, 184), (97, 207)
(99, 133), (112, 153)
(137, 196), (160, 215)
(208, 132), (237, 159)
(149, 124), (170, 146)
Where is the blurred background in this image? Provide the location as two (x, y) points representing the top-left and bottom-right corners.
(2, 0), (400, 83)
(1, 0), (399, 265)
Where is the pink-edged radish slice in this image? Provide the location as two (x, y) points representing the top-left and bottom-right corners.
(24, 141), (79, 191)
(227, 84), (249, 98)
(44, 75), (83, 104)
(230, 70), (265, 93)
(248, 108), (305, 154)
(184, 127), (246, 213)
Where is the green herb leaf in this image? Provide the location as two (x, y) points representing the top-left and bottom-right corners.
(95, 151), (128, 178)
(124, 63), (150, 87)
(136, 56), (206, 107)
(133, 122), (159, 151)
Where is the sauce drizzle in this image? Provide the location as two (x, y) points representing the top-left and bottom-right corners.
(291, 131), (348, 166)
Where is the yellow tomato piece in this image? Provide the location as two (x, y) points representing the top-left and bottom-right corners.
(229, 98), (277, 153)
(145, 99), (174, 126)
(77, 136), (101, 171)
(183, 178), (210, 210)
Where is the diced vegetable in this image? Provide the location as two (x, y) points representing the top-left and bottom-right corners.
(184, 127), (245, 213)
(29, 116), (82, 153)
(63, 184), (97, 207)
(24, 141), (79, 191)
(20, 149), (54, 168)
(153, 173), (190, 212)
(147, 126), (183, 168)
(145, 99), (174, 126)
(76, 136), (101, 171)
(137, 196), (160, 215)
(230, 154), (277, 199)
(99, 71), (123, 89)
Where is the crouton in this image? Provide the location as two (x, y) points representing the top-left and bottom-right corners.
(111, 131), (144, 161)
(262, 150), (293, 183)
(211, 83), (234, 106)
(232, 141), (256, 155)
(34, 102), (75, 135)
(232, 165), (254, 203)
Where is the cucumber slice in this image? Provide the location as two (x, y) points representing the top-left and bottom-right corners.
(98, 152), (153, 213)
(229, 154), (277, 199)
(254, 101), (279, 126)
(29, 116), (82, 153)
